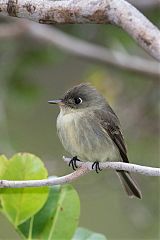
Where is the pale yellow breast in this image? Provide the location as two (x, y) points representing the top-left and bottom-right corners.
(57, 110), (82, 156)
(57, 109), (120, 162)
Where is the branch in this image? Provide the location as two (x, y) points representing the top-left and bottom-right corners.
(0, 0), (160, 60)
(0, 157), (160, 188)
(0, 21), (159, 78)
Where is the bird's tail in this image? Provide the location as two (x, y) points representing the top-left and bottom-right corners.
(116, 170), (142, 199)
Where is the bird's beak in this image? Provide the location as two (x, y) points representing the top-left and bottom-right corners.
(48, 99), (63, 105)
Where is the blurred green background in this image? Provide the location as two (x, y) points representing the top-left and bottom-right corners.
(0, 6), (160, 240)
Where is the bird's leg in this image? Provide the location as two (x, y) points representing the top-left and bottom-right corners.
(92, 161), (102, 174)
(69, 156), (81, 171)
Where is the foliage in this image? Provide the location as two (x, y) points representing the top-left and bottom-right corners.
(0, 154), (107, 240)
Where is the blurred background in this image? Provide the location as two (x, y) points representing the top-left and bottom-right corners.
(0, 3), (159, 240)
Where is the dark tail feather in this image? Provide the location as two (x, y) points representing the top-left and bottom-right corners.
(116, 170), (142, 199)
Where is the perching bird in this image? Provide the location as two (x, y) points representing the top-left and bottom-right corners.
(48, 83), (142, 199)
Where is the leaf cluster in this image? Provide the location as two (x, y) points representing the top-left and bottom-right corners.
(0, 153), (106, 240)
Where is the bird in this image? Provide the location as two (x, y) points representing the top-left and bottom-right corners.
(48, 83), (142, 199)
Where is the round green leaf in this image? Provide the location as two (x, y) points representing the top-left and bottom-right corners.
(0, 155), (9, 178)
(19, 184), (80, 240)
(0, 155), (9, 208)
(1, 153), (49, 226)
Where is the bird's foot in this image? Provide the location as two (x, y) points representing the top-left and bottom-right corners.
(92, 161), (102, 174)
(69, 156), (81, 171)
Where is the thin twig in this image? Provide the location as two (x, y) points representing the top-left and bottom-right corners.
(0, 158), (159, 188)
(0, 166), (89, 188)
(0, 0), (160, 60)
(63, 157), (160, 176)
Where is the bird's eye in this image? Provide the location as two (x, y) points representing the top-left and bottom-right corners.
(74, 97), (82, 104)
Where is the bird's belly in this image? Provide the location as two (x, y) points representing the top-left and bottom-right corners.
(57, 112), (119, 162)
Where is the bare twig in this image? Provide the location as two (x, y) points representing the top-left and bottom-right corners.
(0, 0), (160, 60)
(0, 158), (159, 188)
(0, 21), (159, 78)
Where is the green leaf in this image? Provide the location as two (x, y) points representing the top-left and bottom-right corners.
(0, 155), (9, 178)
(0, 155), (9, 209)
(19, 184), (80, 240)
(73, 227), (107, 240)
(1, 153), (49, 226)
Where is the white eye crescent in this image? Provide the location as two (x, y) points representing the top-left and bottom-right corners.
(75, 97), (82, 104)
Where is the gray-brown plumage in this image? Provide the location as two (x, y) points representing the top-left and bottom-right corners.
(48, 83), (142, 199)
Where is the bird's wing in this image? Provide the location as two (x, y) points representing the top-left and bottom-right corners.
(94, 108), (129, 163)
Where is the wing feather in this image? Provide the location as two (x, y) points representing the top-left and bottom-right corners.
(94, 108), (129, 163)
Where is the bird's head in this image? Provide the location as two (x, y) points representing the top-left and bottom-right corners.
(48, 83), (106, 112)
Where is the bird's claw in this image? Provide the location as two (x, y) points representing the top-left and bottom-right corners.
(92, 161), (102, 173)
(69, 156), (81, 171)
